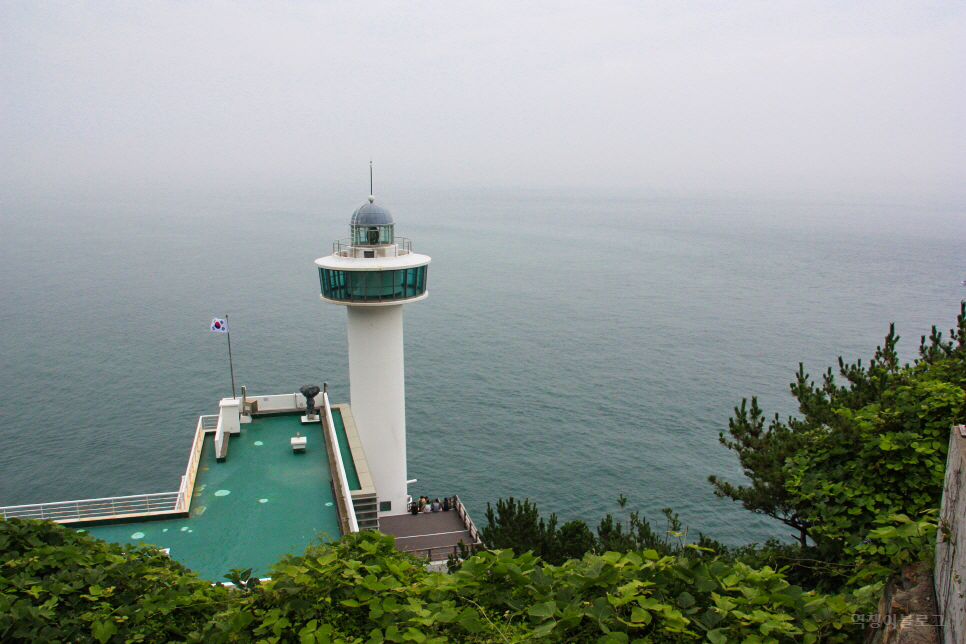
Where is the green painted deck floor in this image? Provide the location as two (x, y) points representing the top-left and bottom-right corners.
(86, 414), (341, 582)
(331, 408), (361, 490)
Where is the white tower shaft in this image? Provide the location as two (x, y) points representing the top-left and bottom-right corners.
(346, 304), (408, 515)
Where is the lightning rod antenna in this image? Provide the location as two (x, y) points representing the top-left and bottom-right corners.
(369, 159), (373, 197)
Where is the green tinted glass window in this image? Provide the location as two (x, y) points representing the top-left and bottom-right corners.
(319, 266), (427, 303)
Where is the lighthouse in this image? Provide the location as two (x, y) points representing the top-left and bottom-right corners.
(315, 195), (430, 516)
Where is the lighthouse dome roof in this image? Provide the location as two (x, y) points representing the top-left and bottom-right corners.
(350, 197), (394, 226)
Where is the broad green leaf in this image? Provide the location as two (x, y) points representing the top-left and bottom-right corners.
(586, 597), (614, 622)
(91, 619), (117, 644)
(532, 620), (557, 638)
(707, 629), (728, 644)
(459, 610), (484, 633)
(528, 600), (557, 619)
(694, 577), (718, 593)
(713, 596), (737, 612)
(629, 607), (651, 624)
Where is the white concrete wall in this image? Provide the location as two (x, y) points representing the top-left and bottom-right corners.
(214, 416), (224, 458)
(248, 393), (307, 413)
(347, 304), (408, 516)
(936, 426), (965, 644)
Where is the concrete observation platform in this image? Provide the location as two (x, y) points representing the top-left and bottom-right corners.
(1, 392), (483, 579)
(84, 412), (343, 581)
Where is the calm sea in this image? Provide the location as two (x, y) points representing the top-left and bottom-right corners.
(2, 188), (964, 546)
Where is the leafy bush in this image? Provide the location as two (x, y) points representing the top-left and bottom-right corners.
(0, 518), (233, 643)
(2, 520), (872, 643)
(239, 530), (870, 644)
(483, 498), (718, 565)
(709, 304), (965, 586)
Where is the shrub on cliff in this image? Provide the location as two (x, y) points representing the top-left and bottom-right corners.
(2, 520), (870, 643)
(0, 518), (234, 643)
(709, 304), (965, 583)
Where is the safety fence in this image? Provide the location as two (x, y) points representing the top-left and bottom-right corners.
(0, 413), (222, 524)
(0, 491), (184, 523)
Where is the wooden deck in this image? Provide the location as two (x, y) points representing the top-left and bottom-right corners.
(380, 511), (478, 559)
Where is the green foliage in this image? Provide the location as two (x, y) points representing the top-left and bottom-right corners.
(452, 544), (869, 643)
(785, 375), (961, 556)
(556, 519), (598, 563)
(596, 507), (713, 559)
(483, 498), (558, 560)
(484, 498), (718, 567)
(242, 530), (461, 643)
(2, 520), (873, 643)
(706, 538), (844, 591)
(0, 518), (233, 644)
(710, 304), (965, 581)
(482, 497), (597, 565)
(243, 530), (869, 643)
(708, 397), (811, 546)
(226, 567), (262, 594)
(849, 512), (939, 584)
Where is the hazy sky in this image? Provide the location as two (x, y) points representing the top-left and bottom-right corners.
(2, 1), (963, 200)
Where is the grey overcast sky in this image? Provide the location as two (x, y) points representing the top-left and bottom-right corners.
(1, 1), (963, 201)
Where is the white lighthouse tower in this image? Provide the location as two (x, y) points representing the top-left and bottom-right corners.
(315, 195), (430, 516)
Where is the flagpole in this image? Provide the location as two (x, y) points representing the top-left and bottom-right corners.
(226, 313), (236, 399)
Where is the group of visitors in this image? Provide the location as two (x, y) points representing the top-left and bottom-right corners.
(410, 495), (450, 514)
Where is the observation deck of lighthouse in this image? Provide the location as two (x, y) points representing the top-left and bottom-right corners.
(0, 387), (479, 582)
(0, 390), (357, 581)
(0, 385), (480, 580)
